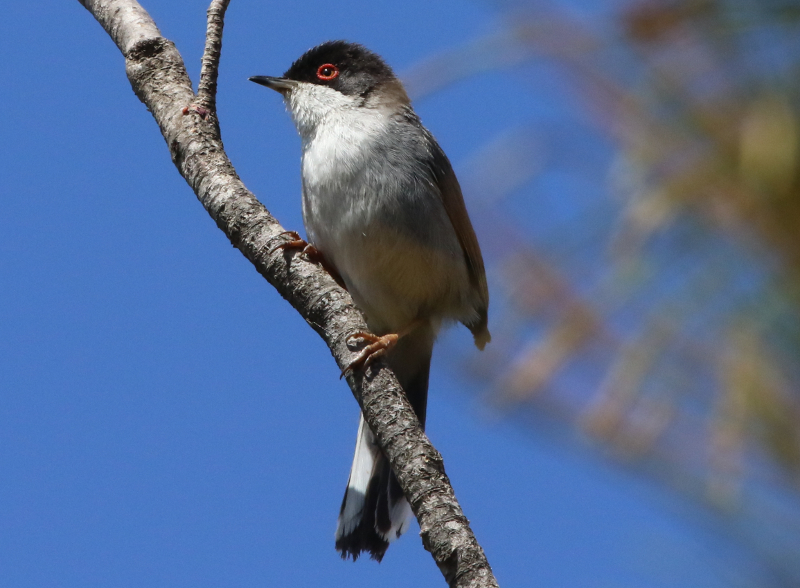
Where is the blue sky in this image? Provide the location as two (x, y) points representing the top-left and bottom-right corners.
(0, 1), (770, 586)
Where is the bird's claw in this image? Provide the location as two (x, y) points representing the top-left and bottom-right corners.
(340, 332), (399, 379)
(270, 231), (321, 260)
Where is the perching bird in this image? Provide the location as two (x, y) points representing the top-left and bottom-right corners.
(250, 41), (490, 562)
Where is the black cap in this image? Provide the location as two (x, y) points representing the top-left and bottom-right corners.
(283, 41), (396, 97)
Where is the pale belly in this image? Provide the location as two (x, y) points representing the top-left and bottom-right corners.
(302, 181), (472, 334)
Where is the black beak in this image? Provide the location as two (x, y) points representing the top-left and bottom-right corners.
(249, 76), (298, 94)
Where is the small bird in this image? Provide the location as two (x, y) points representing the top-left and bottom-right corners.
(250, 41), (490, 562)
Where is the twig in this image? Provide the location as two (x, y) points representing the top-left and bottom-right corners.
(75, 1), (499, 586)
(196, 0), (230, 114)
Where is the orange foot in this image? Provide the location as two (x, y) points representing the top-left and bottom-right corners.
(341, 331), (399, 379)
(271, 231), (346, 288)
(270, 231), (322, 261)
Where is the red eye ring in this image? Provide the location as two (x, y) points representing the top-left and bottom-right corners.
(316, 63), (340, 81)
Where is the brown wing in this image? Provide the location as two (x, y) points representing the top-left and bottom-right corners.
(431, 146), (491, 350)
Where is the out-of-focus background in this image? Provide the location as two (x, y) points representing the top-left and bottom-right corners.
(2, 0), (798, 586)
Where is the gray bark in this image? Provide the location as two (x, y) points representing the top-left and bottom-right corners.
(76, 1), (499, 586)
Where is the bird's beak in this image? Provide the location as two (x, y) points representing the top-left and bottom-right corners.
(249, 76), (298, 95)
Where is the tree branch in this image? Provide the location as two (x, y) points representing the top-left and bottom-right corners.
(76, 1), (499, 586)
(196, 0), (230, 115)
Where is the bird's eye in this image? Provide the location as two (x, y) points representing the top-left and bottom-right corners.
(316, 64), (340, 81)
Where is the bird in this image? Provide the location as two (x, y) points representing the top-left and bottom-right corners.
(250, 40), (490, 562)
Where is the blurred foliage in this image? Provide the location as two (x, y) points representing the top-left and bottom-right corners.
(406, 0), (800, 583)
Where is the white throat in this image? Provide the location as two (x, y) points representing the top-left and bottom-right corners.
(284, 83), (391, 182)
(284, 83), (363, 144)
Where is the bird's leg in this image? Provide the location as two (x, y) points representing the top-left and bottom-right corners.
(270, 231), (346, 287)
(269, 231), (321, 260)
(341, 320), (424, 378)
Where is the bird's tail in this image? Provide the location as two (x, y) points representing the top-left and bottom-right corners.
(335, 325), (434, 561)
(334, 416), (413, 561)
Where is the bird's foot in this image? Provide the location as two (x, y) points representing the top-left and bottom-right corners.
(270, 231), (322, 261)
(341, 332), (399, 379)
(271, 231), (347, 289)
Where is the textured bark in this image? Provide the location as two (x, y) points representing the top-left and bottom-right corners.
(196, 0), (228, 116)
(76, 2), (499, 586)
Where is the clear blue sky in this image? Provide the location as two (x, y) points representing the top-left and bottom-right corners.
(0, 1), (766, 586)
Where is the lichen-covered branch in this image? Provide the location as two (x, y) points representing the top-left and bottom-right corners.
(75, 1), (499, 586)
